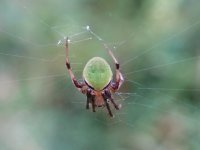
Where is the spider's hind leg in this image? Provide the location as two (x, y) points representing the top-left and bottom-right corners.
(102, 90), (114, 117)
(104, 89), (121, 110)
(86, 89), (96, 112)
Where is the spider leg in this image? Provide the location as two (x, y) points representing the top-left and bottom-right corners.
(65, 37), (85, 91)
(86, 91), (90, 109)
(102, 92), (113, 117)
(104, 44), (124, 92)
(86, 89), (96, 112)
(104, 89), (121, 110)
(110, 98), (121, 110)
(91, 98), (96, 112)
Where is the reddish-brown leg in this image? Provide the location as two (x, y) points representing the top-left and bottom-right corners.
(102, 92), (113, 117)
(86, 88), (96, 112)
(103, 44), (124, 92)
(65, 38), (85, 91)
(104, 89), (120, 110)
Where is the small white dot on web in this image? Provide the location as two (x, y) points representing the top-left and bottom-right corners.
(86, 25), (90, 31)
(57, 40), (61, 45)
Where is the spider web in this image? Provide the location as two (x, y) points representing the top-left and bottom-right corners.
(0, 0), (200, 149)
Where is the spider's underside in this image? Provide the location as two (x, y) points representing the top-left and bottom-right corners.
(65, 38), (124, 117)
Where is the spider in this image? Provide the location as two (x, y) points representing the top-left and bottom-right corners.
(65, 38), (124, 117)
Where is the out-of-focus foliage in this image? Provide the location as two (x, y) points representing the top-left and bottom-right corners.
(0, 0), (200, 150)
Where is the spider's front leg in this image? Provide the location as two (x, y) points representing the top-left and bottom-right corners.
(104, 44), (124, 92)
(65, 37), (86, 92)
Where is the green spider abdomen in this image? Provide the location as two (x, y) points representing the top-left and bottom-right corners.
(83, 57), (113, 91)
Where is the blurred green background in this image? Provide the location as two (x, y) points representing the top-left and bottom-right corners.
(0, 0), (200, 150)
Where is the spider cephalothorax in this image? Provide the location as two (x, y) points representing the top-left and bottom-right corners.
(65, 38), (124, 117)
